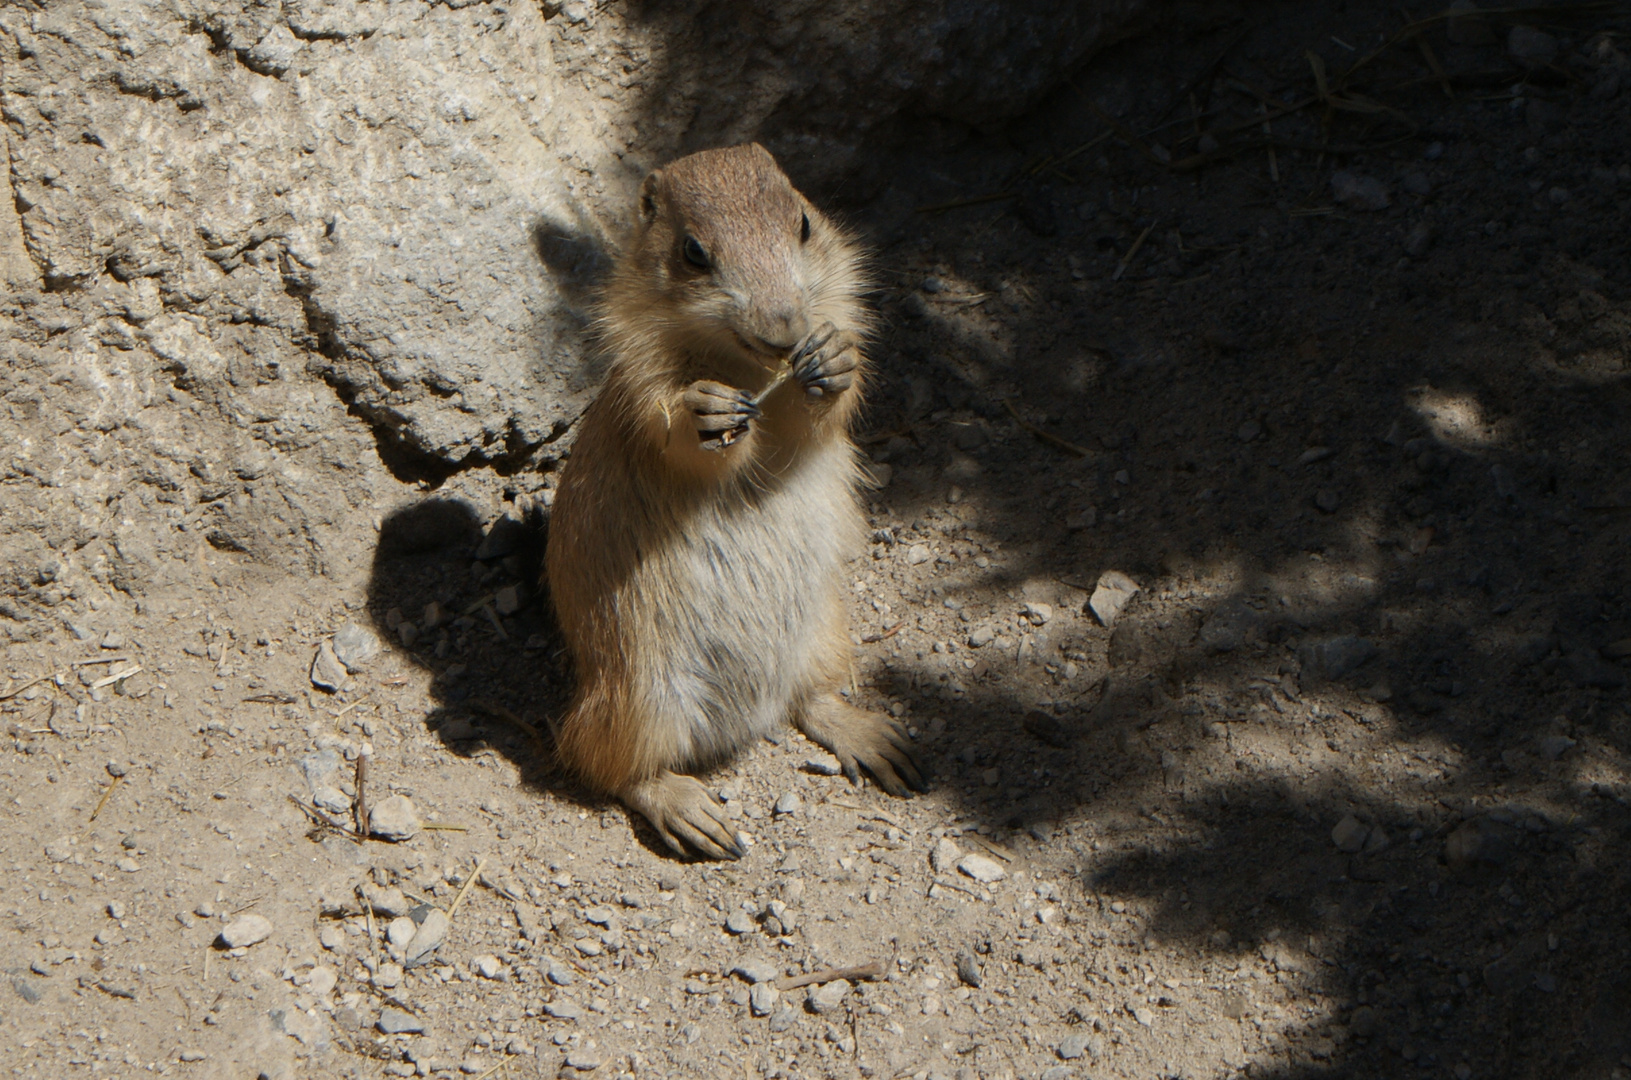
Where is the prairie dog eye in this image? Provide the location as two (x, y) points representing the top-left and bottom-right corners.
(682, 236), (710, 269)
(800, 213), (811, 243)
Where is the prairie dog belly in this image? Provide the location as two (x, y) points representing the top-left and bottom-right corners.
(628, 444), (860, 765)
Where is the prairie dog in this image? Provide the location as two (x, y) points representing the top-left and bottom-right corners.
(545, 144), (926, 859)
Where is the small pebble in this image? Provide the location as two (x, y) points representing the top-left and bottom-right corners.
(1089, 570), (1139, 628)
(807, 979), (849, 1014)
(386, 916), (417, 951)
(750, 982), (780, 1016)
(803, 754), (842, 776)
(725, 910), (756, 935)
(1332, 814), (1370, 854)
(331, 621), (382, 670)
(309, 639), (348, 692)
(732, 960), (779, 984)
(774, 792), (802, 815)
(1058, 1031), (1095, 1060)
(107, 901), (126, 920)
(967, 625), (995, 648)
(956, 853), (1006, 884)
(377, 1007), (424, 1034)
(305, 965), (337, 996)
(218, 914), (274, 949)
(545, 957), (576, 985)
(930, 837), (962, 873)
(955, 949), (982, 988)
(178, 1049), (206, 1063)
(1507, 25), (1558, 67)
(1314, 489), (1340, 514)
(906, 544), (932, 566)
(368, 795), (422, 842)
(474, 954), (505, 979)
(494, 584), (523, 616)
(564, 1048), (604, 1070)
(545, 999), (584, 1020)
(1331, 171), (1391, 210)
(404, 908), (450, 968)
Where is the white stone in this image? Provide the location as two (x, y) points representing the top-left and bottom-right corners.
(368, 795), (422, 841)
(956, 853), (1007, 884)
(219, 913), (274, 948)
(1089, 571), (1139, 627)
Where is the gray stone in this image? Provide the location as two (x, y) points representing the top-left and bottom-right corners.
(309, 640), (348, 693)
(806, 979), (850, 1014)
(360, 884), (412, 919)
(802, 754), (843, 776)
(545, 999), (584, 1020)
(300, 749), (343, 792)
(404, 908), (450, 968)
(750, 982), (780, 1016)
(1331, 171), (1391, 211)
(956, 853), (1006, 884)
(906, 544), (933, 566)
(1299, 635), (1377, 680)
(377, 1007), (423, 1034)
(1538, 735), (1576, 761)
(732, 960), (780, 984)
(1058, 1030), (1095, 1059)
(331, 622), (382, 670)
(544, 958), (576, 986)
(474, 954), (505, 979)
(311, 786), (352, 816)
(493, 584), (523, 617)
(1508, 25), (1559, 68)
(1088, 571), (1139, 627)
(967, 625), (996, 648)
(1331, 814), (1370, 854)
(931, 836), (963, 874)
(368, 796), (422, 842)
(774, 791), (802, 815)
(564, 1048), (603, 1070)
(1314, 489), (1340, 514)
(725, 909), (757, 935)
(955, 949), (982, 988)
(218, 914), (274, 949)
(768, 1003), (798, 1032)
(1445, 817), (1512, 869)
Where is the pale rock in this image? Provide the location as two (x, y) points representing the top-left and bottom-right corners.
(368, 795), (422, 842)
(219, 914), (274, 948)
(957, 853), (1007, 883)
(807, 979), (850, 1014)
(1089, 571), (1139, 627)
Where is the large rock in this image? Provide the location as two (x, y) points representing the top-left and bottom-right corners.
(0, 0), (1161, 467)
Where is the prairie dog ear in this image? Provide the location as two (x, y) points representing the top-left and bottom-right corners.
(638, 171), (663, 223)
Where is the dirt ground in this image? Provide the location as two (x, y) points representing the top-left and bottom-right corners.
(5, 3), (1631, 1079)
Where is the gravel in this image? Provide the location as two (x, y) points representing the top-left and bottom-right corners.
(218, 914), (274, 949)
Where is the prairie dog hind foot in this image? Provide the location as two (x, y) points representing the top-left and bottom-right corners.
(798, 693), (928, 797)
(622, 770), (745, 861)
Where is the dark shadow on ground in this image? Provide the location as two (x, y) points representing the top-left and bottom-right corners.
(362, 2), (1631, 1076)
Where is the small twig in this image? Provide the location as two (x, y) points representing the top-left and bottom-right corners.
(914, 191), (1018, 215)
(71, 656), (130, 667)
(228, 896), (263, 916)
(354, 750), (370, 840)
(87, 774), (123, 825)
(0, 673), (60, 701)
(421, 822), (469, 832)
(461, 593), (496, 617)
(482, 604), (509, 642)
(1112, 221), (1157, 282)
(962, 832), (1016, 862)
(470, 699), (547, 753)
(447, 857), (488, 921)
(928, 876), (984, 899)
(774, 961), (884, 992)
(1002, 399), (1093, 458)
(358, 884), (379, 968)
(471, 1059), (512, 1080)
(90, 665), (141, 690)
(860, 621), (906, 645)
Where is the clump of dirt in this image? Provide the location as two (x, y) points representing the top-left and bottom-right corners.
(3, 4), (1630, 1080)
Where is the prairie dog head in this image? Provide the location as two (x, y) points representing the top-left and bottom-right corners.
(612, 144), (857, 366)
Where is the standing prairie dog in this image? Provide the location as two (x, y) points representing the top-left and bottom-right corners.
(545, 144), (926, 859)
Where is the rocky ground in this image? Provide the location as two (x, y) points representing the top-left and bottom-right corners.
(5, 3), (1631, 1080)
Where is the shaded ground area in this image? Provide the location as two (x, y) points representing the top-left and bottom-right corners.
(4, 3), (1631, 1080)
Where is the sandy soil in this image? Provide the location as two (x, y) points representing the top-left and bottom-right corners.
(4, 4), (1631, 1080)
